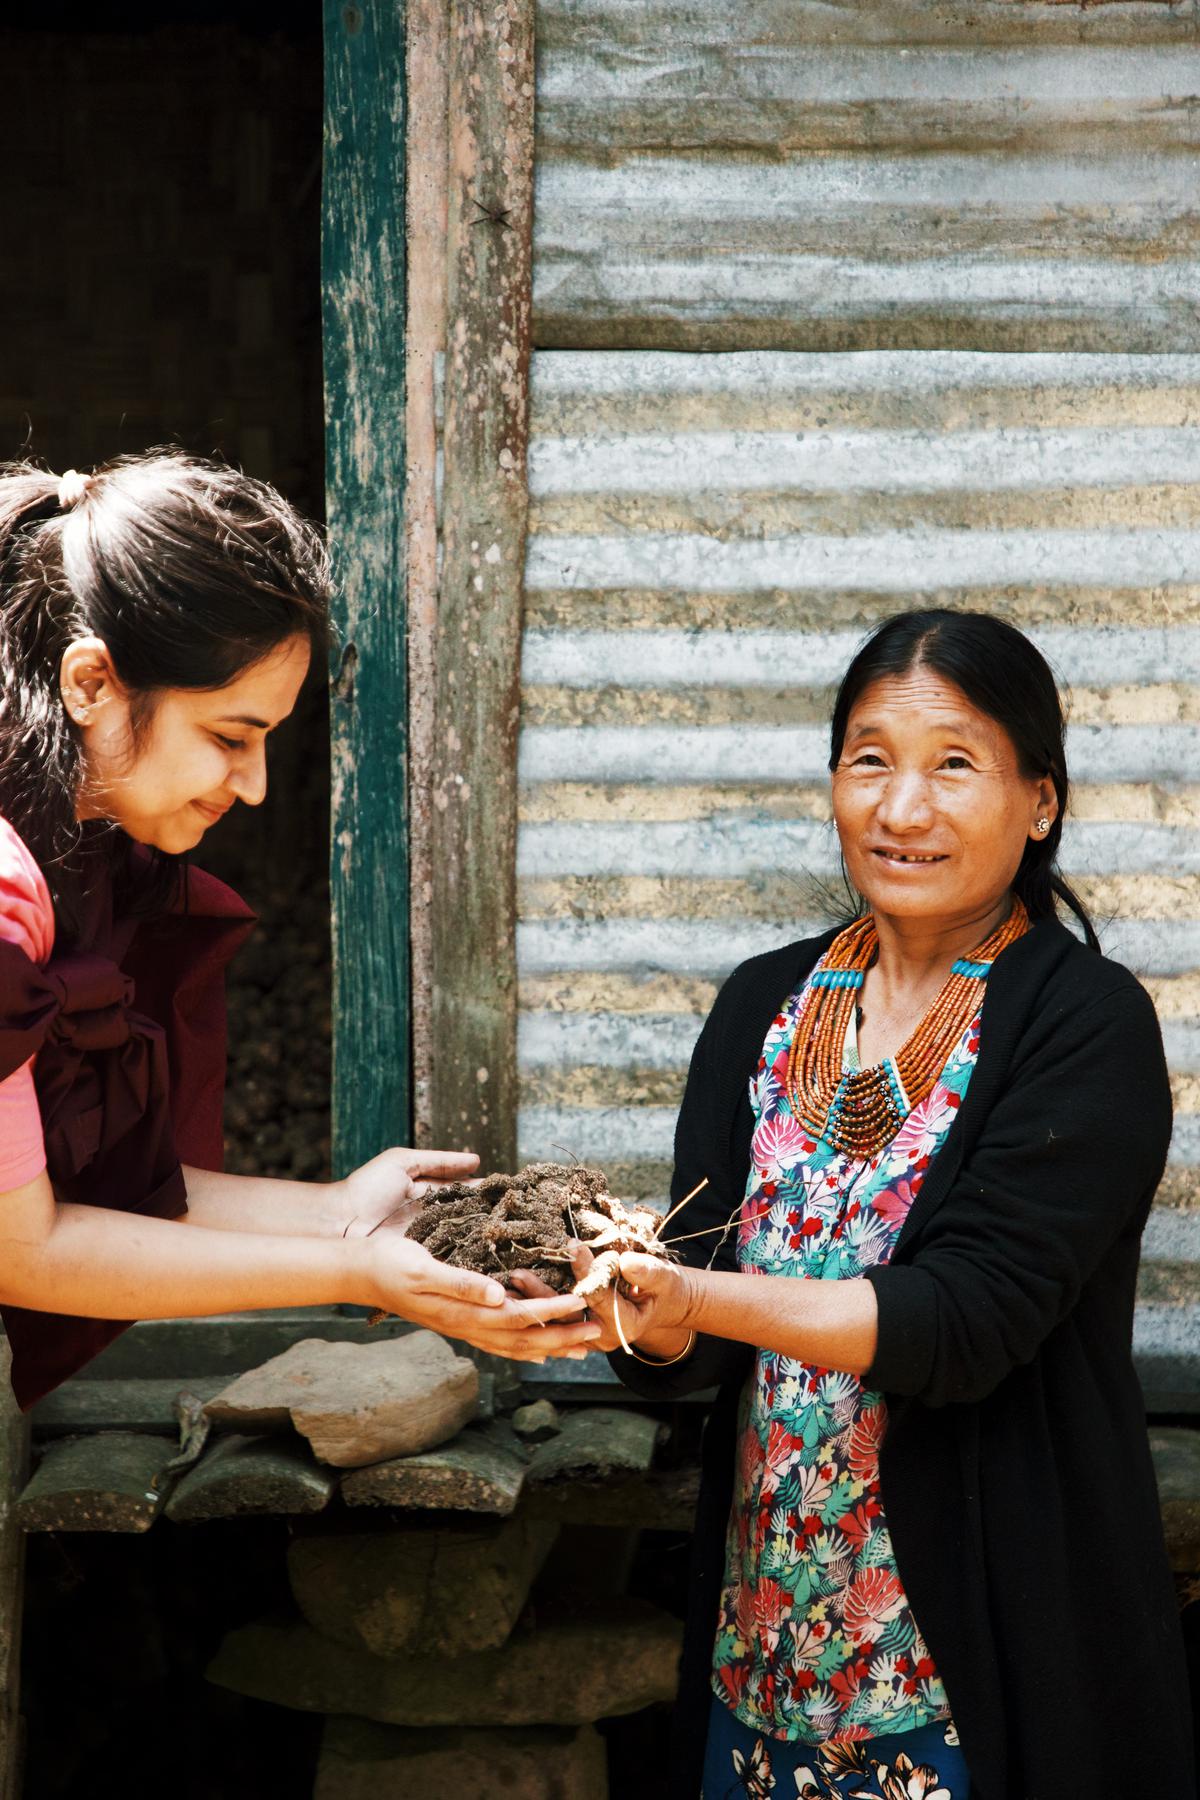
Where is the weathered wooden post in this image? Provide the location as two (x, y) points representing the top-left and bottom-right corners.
(430, 0), (536, 1174)
(322, 0), (412, 1172)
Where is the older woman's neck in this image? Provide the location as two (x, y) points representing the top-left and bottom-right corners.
(870, 893), (1014, 989)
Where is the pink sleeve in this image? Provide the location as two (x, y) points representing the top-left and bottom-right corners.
(0, 818), (54, 1190)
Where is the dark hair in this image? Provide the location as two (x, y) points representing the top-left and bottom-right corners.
(828, 608), (1099, 950)
(0, 450), (331, 938)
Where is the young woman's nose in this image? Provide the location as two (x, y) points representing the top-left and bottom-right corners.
(229, 742), (268, 807)
(873, 769), (935, 832)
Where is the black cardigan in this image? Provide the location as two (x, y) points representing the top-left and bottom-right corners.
(611, 917), (1196, 1800)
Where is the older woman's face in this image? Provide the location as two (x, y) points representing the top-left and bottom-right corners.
(831, 666), (1056, 926)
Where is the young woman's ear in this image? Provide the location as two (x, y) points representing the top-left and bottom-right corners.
(59, 637), (125, 725)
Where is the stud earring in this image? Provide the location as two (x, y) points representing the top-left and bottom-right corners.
(1036, 817), (1050, 834)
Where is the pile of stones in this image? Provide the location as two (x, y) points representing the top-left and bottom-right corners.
(198, 1337), (683, 1797)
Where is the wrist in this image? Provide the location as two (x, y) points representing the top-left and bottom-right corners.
(338, 1231), (378, 1308)
(633, 1325), (695, 1363)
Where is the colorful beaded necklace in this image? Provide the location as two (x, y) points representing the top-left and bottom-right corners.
(784, 898), (1030, 1158)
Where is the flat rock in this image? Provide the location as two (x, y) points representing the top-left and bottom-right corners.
(511, 1399), (561, 1444)
(289, 1509), (558, 1656)
(208, 1597), (683, 1727)
(1150, 1424), (1200, 1571)
(314, 1718), (606, 1800)
(205, 1332), (478, 1469)
(17, 1432), (176, 1533)
(526, 1407), (659, 1485)
(165, 1433), (338, 1522)
(340, 1419), (529, 1515)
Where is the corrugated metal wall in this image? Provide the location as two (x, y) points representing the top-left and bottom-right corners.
(534, 0), (1200, 352)
(508, 4), (1200, 1400)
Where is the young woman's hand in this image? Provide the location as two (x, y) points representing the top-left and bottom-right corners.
(360, 1232), (602, 1363)
(510, 1244), (699, 1358)
(334, 1145), (482, 1239)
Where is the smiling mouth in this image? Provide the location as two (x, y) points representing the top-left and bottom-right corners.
(872, 849), (947, 865)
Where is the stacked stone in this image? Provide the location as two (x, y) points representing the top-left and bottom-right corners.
(146, 1334), (681, 1798)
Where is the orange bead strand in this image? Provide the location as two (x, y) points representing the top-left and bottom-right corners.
(784, 899), (1030, 1157)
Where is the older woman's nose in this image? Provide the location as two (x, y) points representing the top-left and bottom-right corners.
(873, 770), (935, 831)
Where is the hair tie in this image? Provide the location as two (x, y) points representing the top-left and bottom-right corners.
(57, 469), (94, 511)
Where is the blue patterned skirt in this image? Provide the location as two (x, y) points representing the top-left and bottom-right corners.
(701, 1694), (972, 1799)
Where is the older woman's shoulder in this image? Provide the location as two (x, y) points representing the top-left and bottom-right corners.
(1033, 917), (1158, 1014)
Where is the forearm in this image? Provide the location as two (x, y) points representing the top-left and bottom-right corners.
(0, 1201), (363, 1320)
(686, 1270), (879, 1376)
(181, 1165), (344, 1238)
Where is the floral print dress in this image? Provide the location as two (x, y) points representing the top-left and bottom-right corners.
(711, 968), (984, 1750)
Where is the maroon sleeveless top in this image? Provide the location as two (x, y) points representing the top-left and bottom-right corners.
(0, 842), (254, 1409)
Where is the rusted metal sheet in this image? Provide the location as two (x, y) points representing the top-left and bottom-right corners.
(431, 0), (536, 1170)
(514, 349), (1200, 1402)
(533, 3), (1200, 350)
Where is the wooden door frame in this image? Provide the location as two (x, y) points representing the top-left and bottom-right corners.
(323, 0), (534, 1178)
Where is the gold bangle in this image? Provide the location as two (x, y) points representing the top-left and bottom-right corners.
(625, 1329), (696, 1368)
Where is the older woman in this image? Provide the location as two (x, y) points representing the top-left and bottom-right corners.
(566, 612), (1194, 1798)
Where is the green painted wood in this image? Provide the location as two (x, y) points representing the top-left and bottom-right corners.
(322, 0), (411, 1176)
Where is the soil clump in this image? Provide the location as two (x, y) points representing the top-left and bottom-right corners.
(404, 1163), (662, 1294)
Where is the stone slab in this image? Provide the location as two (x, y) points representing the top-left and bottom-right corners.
(208, 1598), (683, 1727)
(17, 1433), (176, 1533)
(165, 1433), (338, 1522)
(526, 1407), (660, 1485)
(339, 1419), (529, 1515)
(1150, 1424), (1200, 1571)
(205, 1332), (478, 1469)
(289, 1510), (558, 1656)
(314, 1718), (607, 1800)
(31, 1376), (226, 1437)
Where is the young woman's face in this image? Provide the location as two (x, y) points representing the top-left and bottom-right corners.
(64, 634), (312, 853)
(831, 666), (1057, 930)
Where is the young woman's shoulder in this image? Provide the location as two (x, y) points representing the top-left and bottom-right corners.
(0, 814), (54, 963)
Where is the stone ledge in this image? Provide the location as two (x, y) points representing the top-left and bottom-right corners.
(17, 1433), (176, 1533)
(166, 1433), (338, 1522)
(1150, 1425), (1200, 1571)
(339, 1420), (530, 1515)
(207, 1598), (683, 1727)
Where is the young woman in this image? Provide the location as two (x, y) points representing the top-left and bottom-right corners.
(0, 451), (600, 1409)
(538, 611), (1195, 1799)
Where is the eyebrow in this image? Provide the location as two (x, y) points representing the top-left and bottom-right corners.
(215, 714), (272, 730)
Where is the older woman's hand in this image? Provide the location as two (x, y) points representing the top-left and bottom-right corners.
(511, 1242), (699, 1358)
